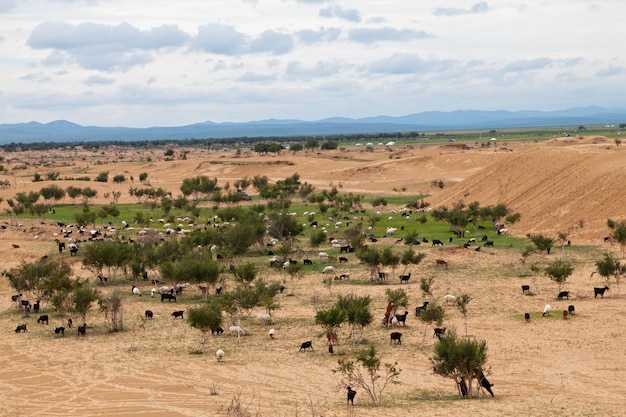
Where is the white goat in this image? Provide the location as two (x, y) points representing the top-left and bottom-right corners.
(542, 304), (552, 316)
(229, 325), (246, 336)
(268, 328), (276, 339)
(216, 349), (225, 362)
(322, 266), (336, 274)
(444, 294), (457, 306)
(132, 286), (142, 297)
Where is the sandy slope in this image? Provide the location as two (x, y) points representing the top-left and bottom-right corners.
(0, 137), (625, 416)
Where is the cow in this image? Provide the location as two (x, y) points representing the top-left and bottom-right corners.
(161, 293), (177, 302)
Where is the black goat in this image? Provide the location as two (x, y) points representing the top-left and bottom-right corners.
(475, 369), (494, 397)
(37, 315), (49, 325)
(15, 324), (27, 333)
(161, 293), (176, 302)
(77, 323), (86, 337)
(433, 327), (446, 340)
(432, 239), (444, 246)
(524, 312), (531, 323)
(211, 326), (224, 335)
(67, 318), (73, 328)
(399, 273), (411, 284)
(484, 241), (494, 247)
(521, 285), (530, 294)
(33, 300), (40, 313)
(390, 332), (402, 345)
(594, 285), (610, 298)
(347, 386), (357, 405)
(395, 311), (408, 326)
(54, 326), (65, 335)
(415, 301), (429, 317)
(557, 291), (570, 300)
(568, 305), (575, 315)
(171, 310), (184, 319)
(299, 341), (313, 351)
(145, 310), (154, 319)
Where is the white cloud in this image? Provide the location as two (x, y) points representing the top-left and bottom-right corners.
(84, 74), (115, 85)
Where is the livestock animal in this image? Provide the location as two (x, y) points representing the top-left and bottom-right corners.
(557, 290), (570, 300)
(568, 305), (575, 315)
(322, 265), (336, 274)
(268, 328), (276, 339)
(318, 252), (329, 258)
(69, 243), (79, 256)
(458, 379), (469, 398)
(15, 324), (27, 333)
(399, 272), (411, 284)
(216, 349), (225, 362)
(160, 293), (176, 302)
(395, 311), (409, 326)
(338, 273), (350, 280)
(524, 312), (530, 323)
(145, 310), (154, 319)
(521, 285), (530, 294)
(347, 386), (357, 405)
(151, 288), (156, 297)
(211, 326), (224, 335)
(256, 313), (274, 325)
(77, 323), (86, 337)
(542, 304), (552, 316)
(97, 275), (108, 284)
(594, 285), (610, 298)
(33, 300), (40, 313)
(340, 245), (352, 253)
(415, 301), (429, 317)
(432, 239), (444, 246)
(338, 256), (348, 263)
(299, 341), (313, 351)
(229, 326), (246, 336)
(20, 300), (31, 311)
(475, 369), (494, 397)
(37, 315), (49, 325)
(12, 244), (20, 249)
(132, 285), (142, 296)
(54, 326), (65, 335)
(11, 293), (22, 302)
(433, 327), (446, 340)
(484, 241), (494, 247)
(435, 259), (448, 268)
(67, 318), (73, 328)
(444, 294), (457, 306)
(390, 332), (402, 345)
(171, 310), (184, 319)
(303, 259), (313, 265)
(562, 309), (569, 319)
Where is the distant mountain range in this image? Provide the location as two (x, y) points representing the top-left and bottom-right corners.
(1, 106), (625, 143)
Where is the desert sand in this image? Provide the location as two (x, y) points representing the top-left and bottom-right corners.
(0, 136), (625, 417)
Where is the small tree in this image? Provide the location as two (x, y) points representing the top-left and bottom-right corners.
(99, 289), (124, 332)
(71, 285), (99, 323)
(420, 276), (435, 299)
(431, 329), (489, 398)
(544, 258), (574, 291)
(334, 345), (401, 406)
(419, 302), (444, 343)
(529, 234), (554, 255)
(187, 302), (223, 353)
(456, 293), (472, 336)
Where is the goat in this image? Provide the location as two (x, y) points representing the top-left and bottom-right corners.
(557, 290), (569, 300)
(432, 239), (444, 246)
(171, 310), (184, 319)
(524, 312), (530, 323)
(229, 326), (245, 337)
(303, 259), (313, 265)
(542, 304), (552, 316)
(399, 272), (411, 284)
(318, 252), (329, 258)
(338, 256), (348, 263)
(435, 259), (448, 268)
(77, 323), (86, 337)
(568, 305), (575, 315)
(484, 241), (494, 247)
(132, 285), (142, 297)
(433, 327), (446, 340)
(338, 273), (350, 280)
(562, 309), (569, 320)
(216, 349), (225, 362)
(15, 324), (27, 333)
(11, 293), (22, 302)
(69, 243), (79, 256)
(415, 301), (429, 317)
(390, 331), (402, 345)
(322, 265), (336, 274)
(347, 386), (357, 405)
(145, 310), (154, 319)
(256, 313), (274, 325)
(521, 284), (530, 294)
(33, 300), (40, 313)
(67, 318), (73, 328)
(37, 315), (49, 325)
(395, 311), (409, 326)
(268, 328), (276, 339)
(444, 294), (457, 306)
(299, 341), (313, 351)
(160, 293), (176, 302)
(54, 326), (65, 335)
(475, 369), (494, 397)
(594, 285), (610, 298)
(212, 326), (224, 335)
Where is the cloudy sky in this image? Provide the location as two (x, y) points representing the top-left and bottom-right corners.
(0, 0), (624, 127)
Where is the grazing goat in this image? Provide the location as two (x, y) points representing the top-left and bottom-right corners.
(524, 312), (530, 323)
(69, 243), (79, 256)
(542, 304), (552, 316)
(338, 256), (348, 263)
(145, 310), (154, 319)
(54, 326), (65, 335)
(171, 310), (184, 319)
(15, 324), (27, 333)
(216, 349), (225, 362)
(435, 259), (448, 268)
(568, 305), (575, 315)
(390, 332), (402, 345)
(33, 300), (40, 313)
(432, 239), (444, 246)
(444, 294), (457, 306)
(160, 293), (176, 302)
(484, 241), (494, 247)
(322, 265), (336, 274)
(338, 273), (350, 280)
(347, 386), (357, 405)
(318, 252), (329, 258)
(268, 328), (276, 339)
(399, 273), (411, 284)
(37, 315), (49, 325)
(77, 323), (86, 337)
(433, 327), (446, 340)
(562, 310), (569, 320)
(132, 285), (142, 296)
(229, 326), (245, 337)
(256, 313), (274, 325)
(299, 341), (313, 351)
(594, 285), (610, 298)
(211, 326), (224, 335)
(557, 290), (569, 300)
(395, 311), (408, 326)
(521, 285), (530, 294)
(415, 301), (429, 317)
(303, 259), (313, 265)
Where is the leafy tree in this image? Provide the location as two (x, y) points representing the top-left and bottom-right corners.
(594, 252), (623, 288)
(39, 185), (66, 206)
(290, 143), (303, 153)
(420, 276), (435, 299)
(371, 197), (387, 207)
(608, 219), (626, 257)
(356, 246), (381, 279)
(187, 302), (223, 353)
(113, 174), (126, 183)
(66, 186), (82, 204)
(400, 247), (425, 275)
(431, 329), (489, 398)
(139, 172), (148, 183)
(309, 228), (327, 248)
(320, 140), (338, 150)
(334, 345), (401, 406)
(81, 187), (98, 204)
(232, 262), (258, 285)
(544, 258), (574, 290)
(529, 234), (554, 254)
(315, 305), (346, 343)
(456, 293), (472, 336)
(99, 289), (124, 332)
(72, 285), (100, 323)
(266, 211), (304, 241)
(304, 138), (319, 151)
(336, 294), (373, 344)
(419, 302), (444, 343)
(95, 171), (109, 183)
(380, 247), (400, 278)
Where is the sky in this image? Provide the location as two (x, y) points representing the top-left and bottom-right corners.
(1, 0), (625, 127)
